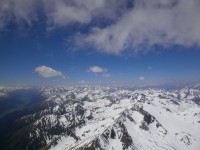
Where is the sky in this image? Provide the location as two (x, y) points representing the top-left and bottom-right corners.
(0, 0), (200, 85)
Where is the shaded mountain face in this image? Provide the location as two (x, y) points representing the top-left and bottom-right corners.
(0, 87), (44, 140)
(0, 86), (200, 150)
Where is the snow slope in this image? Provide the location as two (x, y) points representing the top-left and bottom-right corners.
(1, 85), (200, 150)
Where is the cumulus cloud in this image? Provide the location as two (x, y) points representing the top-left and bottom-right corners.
(139, 76), (145, 81)
(1, 0), (200, 54)
(88, 66), (106, 73)
(35, 66), (65, 78)
(88, 66), (112, 78)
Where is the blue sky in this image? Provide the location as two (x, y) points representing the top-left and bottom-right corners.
(0, 0), (200, 85)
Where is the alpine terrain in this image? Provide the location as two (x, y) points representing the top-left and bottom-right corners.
(0, 84), (200, 150)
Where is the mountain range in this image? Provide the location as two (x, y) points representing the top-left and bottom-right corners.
(0, 84), (200, 150)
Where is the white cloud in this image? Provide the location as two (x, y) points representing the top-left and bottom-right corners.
(1, 0), (200, 54)
(0, 0), (125, 29)
(88, 66), (106, 73)
(139, 76), (145, 81)
(102, 73), (111, 78)
(78, 80), (86, 84)
(77, 0), (200, 54)
(35, 65), (65, 79)
(41, 0), (133, 28)
(0, 0), (38, 30)
(88, 66), (112, 78)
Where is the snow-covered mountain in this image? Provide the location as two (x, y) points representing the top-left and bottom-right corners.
(0, 85), (200, 150)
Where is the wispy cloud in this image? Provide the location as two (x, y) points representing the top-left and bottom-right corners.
(75, 0), (200, 54)
(0, 0), (38, 29)
(78, 80), (86, 84)
(102, 73), (111, 78)
(35, 65), (65, 79)
(139, 76), (145, 81)
(1, 0), (200, 54)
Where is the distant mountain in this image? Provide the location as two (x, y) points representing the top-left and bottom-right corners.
(0, 85), (200, 150)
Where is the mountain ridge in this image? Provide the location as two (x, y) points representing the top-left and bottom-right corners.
(0, 85), (200, 150)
